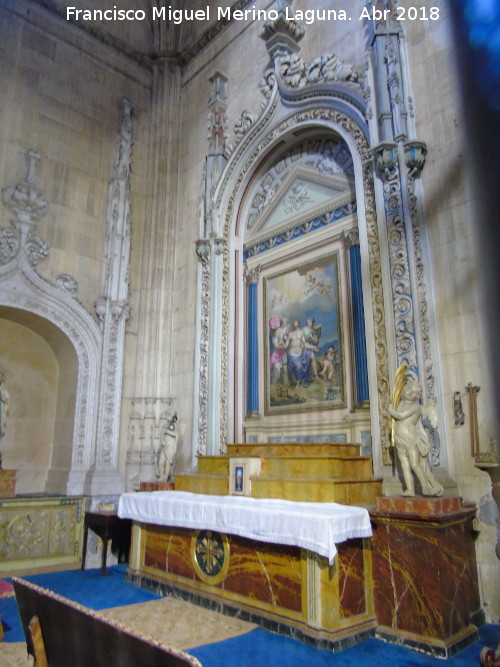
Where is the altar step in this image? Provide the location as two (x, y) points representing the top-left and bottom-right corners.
(251, 476), (382, 505)
(226, 442), (362, 457)
(193, 454), (373, 480)
(175, 441), (382, 505)
(174, 470), (382, 505)
(175, 472), (228, 495)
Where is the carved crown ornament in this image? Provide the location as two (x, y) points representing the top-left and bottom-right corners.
(0, 149), (81, 299)
(227, 20), (366, 153)
(2, 149), (48, 226)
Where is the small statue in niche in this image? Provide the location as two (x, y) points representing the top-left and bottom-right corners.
(156, 412), (178, 482)
(388, 368), (443, 497)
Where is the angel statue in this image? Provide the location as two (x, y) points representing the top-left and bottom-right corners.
(388, 366), (443, 497)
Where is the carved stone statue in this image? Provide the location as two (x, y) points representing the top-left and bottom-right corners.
(388, 373), (443, 497)
(156, 412), (178, 482)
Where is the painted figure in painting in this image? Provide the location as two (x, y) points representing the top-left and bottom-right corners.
(388, 376), (443, 497)
(285, 319), (320, 388)
(302, 316), (322, 347)
(269, 316), (290, 384)
(319, 344), (337, 382)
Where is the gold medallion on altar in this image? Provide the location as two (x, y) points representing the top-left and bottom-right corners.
(191, 529), (230, 585)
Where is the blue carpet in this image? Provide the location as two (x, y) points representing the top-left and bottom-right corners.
(188, 626), (500, 666)
(1, 564), (161, 643)
(2, 565), (499, 665)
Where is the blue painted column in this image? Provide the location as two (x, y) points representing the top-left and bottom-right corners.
(247, 279), (259, 416)
(349, 244), (369, 404)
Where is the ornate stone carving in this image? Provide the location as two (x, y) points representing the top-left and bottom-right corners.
(404, 141), (427, 178)
(197, 254), (211, 456)
(246, 137), (354, 230)
(307, 53), (362, 85)
(405, 145), (437, 412)
(25, 235), (49, 268)
(373, 142), (418, 383)
(244, 263), (262, 285)
(213, 237), (226, 256)
(0, 150), (50, 269)
(54, 273), (79, 299)
(341, 228), (360, 249)
(259, 6), (305, 59)
(372, 141), (398, 177)
(0, 151), (102, 490)
(212, 107), (391, 463)
(2, 149), (48, 224)
(92, 98), (133, 483)
(259, 70), (277, 99)
(277, 53), (308, 88)
(234, 110), (258, 144)
(208, 72), (230, 156)
(195, 239), (211, 265)
(0, 228), (20, 264)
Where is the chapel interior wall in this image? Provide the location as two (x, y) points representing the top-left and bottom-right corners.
(0, 2), (152, 483)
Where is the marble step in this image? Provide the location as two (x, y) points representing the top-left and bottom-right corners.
(260, 455), (373, 480)
(251, 475), (382, 505)
(196, 456), (229, 475)
(226, 442), (362, 457)
(174, 472), (228, 495)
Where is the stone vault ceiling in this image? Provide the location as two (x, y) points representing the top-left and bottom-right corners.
(34, 0), (250, 64)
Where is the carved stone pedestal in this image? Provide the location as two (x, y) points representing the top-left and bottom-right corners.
(370, 496), (482, 659)
(0, 469), (16, 497)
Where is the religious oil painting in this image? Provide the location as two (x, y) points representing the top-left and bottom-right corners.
(264, 253), (345, 414)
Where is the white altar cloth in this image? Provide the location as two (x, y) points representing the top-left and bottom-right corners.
(118, 490), (372, 564)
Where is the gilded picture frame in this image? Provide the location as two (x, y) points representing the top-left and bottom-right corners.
(264, 252), (345, 414)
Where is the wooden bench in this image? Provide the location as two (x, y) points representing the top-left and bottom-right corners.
(12, 578), (201, 667)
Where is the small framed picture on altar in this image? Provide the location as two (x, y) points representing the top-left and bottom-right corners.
(229, 458), (261, 496)
(234, 465), (244, 494)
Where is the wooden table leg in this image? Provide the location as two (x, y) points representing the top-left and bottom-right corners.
(80, 521), (89, 571)
(101, 527), (109, 576)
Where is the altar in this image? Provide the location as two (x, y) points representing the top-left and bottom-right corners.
(120, 440), (383, 650)
(120, 491), (376, 648)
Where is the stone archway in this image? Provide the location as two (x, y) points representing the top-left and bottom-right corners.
(0, 148), (125, 496)
(196, 80), (392, 472)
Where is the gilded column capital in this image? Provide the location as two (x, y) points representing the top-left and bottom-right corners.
(195, 239), (211, 265)
(372, 142), (399, 179)
(341, 228), (360, 249)
(404, 141), (427, 178)
(244, 263), (262, 285)
(213, 237), (226, 256)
